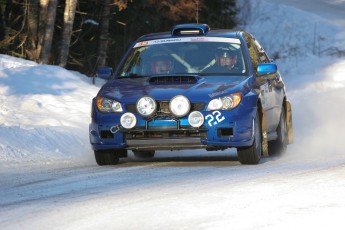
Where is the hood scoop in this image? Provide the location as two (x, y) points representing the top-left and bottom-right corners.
(149, 76), (198, 85)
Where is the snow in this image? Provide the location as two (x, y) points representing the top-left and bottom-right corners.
(83, 19), (100, 26)
(0, 56), (102, 166)
(1, 0), (345, 229)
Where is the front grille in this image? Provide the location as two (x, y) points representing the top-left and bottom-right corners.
(192, 103), (205, 111)
(158, 101), (170, 114)
(123, 127), (208, 150)
(126, 102), (205, 115)
(124, 128), (207, 140)
(126, 104), (136, 112)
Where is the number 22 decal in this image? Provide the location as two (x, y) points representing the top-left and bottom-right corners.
(205, 111), (225, 127)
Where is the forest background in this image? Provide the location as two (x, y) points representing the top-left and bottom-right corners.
(0, 0), (240, 76)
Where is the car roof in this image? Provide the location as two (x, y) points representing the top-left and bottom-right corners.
(136, 24), (244, 42)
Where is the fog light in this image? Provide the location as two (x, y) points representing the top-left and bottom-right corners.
(169, 95), (191, 117)
(188, 111), (204, 127)
(136, 96), (157, 117)
(120, 112), (137, 129)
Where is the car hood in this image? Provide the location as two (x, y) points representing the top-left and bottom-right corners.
(99, 75), (249, 102)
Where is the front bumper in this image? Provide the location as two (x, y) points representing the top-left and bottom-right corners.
(89, 107), (256, 151)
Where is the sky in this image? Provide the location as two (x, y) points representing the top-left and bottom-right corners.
(1, 0), (345, 229)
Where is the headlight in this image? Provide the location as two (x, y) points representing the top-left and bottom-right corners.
(169, 95), (191, 117)
(96, 96), (123, 113)
(206, 93), (242, 111)
(120, 112), (137, 129)
(188, 111), (204, 127)
(136, 96), (157, 117)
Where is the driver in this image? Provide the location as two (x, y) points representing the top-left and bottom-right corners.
(151, 55), (174, 74)
(202, 47), (237, 73)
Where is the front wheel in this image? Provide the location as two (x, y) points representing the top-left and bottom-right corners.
(94, 150), (120, 165)
(237, 111), (262, 165)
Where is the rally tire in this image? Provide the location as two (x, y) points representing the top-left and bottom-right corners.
(94, 150), (119, 166)
(237, 111), (262, 165)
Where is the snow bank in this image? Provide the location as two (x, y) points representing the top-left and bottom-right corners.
(0, 55), (101, 166)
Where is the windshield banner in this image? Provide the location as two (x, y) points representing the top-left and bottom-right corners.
(134, 37), (241, 48)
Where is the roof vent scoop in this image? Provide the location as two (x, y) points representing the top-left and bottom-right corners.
(171, 24), (210, 36)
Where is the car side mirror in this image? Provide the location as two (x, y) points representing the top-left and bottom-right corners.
(257, 63), (277, 77)
(96, 67), (113, 80)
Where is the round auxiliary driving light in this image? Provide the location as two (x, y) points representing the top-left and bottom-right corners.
(169, 95), (191, 117)
(188, 111), (204, 128)
(120, 112), (137, 129)
(136, 96), (157, 117)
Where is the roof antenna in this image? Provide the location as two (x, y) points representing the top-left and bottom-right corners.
(196, 0), (199, 24)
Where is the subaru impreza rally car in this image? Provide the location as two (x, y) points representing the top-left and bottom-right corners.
(89, 24), (293, 165)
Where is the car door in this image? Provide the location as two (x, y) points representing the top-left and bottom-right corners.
(245, 34), (281, 133)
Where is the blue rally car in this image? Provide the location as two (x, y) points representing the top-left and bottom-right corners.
(89, 24), (293, 165)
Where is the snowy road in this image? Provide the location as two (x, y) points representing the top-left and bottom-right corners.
(1, 0), (345, 229)
(1, 151), (345, 230)
(3, 101), (345, 230)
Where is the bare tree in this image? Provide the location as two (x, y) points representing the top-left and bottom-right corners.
(58, 0), (77, 67)
(96, 0), (111, 69)
(0, 3), (8, 40)
(39, 0), (58, 64)
(96, 0), (128, 70)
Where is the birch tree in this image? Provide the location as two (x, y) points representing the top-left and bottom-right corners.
(58, 0), (77, 67)
(39, 0), (58, 64)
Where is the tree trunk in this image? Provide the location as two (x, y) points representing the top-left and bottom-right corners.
(39, 0), (57, 64)
(97, 0), (111, 69)
(37, 0), (48, 62)
(26, 0), (39, 61)
(58, 0), (77, 67)
(0, 5), (6, 40)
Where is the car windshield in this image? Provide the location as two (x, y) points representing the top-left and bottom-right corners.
(117, 37), (247, 77)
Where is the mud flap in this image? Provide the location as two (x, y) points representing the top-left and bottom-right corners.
(261, 109), (269, 157)
(285, 101), (294, 144)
